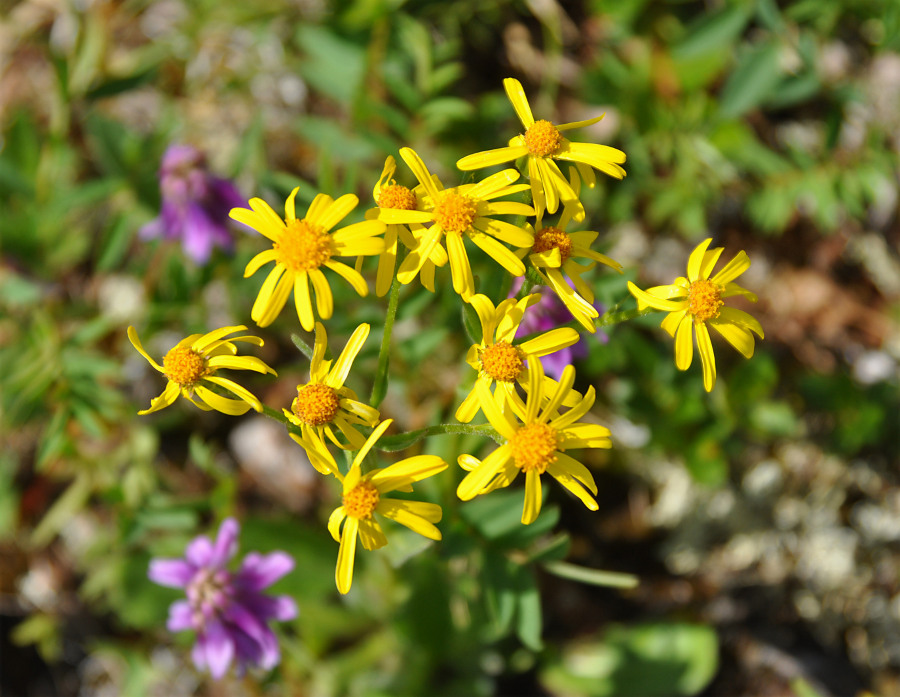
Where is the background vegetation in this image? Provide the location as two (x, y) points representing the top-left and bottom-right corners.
(1, 0), (899, 695)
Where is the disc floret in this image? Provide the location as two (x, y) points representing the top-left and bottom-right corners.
(524, 119), (563, 157)
(163, 347), (208, 387)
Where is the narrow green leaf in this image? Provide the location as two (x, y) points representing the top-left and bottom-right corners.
(543, 561), (639, 589)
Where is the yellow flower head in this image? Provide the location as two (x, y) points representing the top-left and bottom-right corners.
(456, 294), (581, 423)
(627, 238), (764, 392)
(230, 188), (386, 330)
(518, 173), (623, 333)
(377, 148), (535, 300)
(128, 325), (275, 416)
(284, 322), (380, 476)
(456, 77), (627, 221)
(457, 360), (611, 525)
(366, 156), (449, 296)
(327, 419), (447, 594)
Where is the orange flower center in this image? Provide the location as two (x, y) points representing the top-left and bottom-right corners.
(532, 226), (573, 263)
(275, 219), (332, 272)
(511, 422), (559, 473)
(480, 342), (525, 382)
(524, 120), (562, 157)
(343, 480), (380, 519)
(433, 191), (476, 233)
(292, 383), (341, 426)
(378, 184), (417, 210)
(688, 279), (724, 323)
(163, 347), (208, 386)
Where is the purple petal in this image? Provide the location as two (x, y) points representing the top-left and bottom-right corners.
(182, 204), (218, 264)
(139, 216), (165, 240)
(166, 600), (195, 632)
(236, 551), (295, 591)
(202, 620), (235, 680)
(148, 559), (195, 588)
(210, 518), (240, 568)
(191, 636), (207, 672)
(235, 592), (297, 622)
(185, 535), (214, 568)
(210, 176), (245, 211)
(230, 626), (264, 673)
(224, 602), (268, 644)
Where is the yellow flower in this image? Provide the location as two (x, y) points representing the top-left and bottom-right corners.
(627, 238), (764, 392)
(283, 322), (380, 476)
(518, 179), (623, 332)
(456, 293), (581, 423)
(230, 188), (386, 330)
(376, 147), (535, 300)
(457, 361), (611, 525)
(128, 325), (275, 415)
(366, 156), (449, 296)
(328, 419), (447, 594)
(456, 77), (626, 220)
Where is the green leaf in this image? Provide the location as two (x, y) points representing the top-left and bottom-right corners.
(542, 561), (639, 589)
(31, 473), (93, 547)
(541, 623), (719, 697)
(516, 575), (543, 651)
(718, 40), (783, 118)
(672, 5), (754, 60)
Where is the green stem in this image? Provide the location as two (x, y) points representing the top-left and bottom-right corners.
(370, 273), (401, 408)
(596, 304), (659, 328)
(378, 423), (501, 452)
(290, 333), (314, 360)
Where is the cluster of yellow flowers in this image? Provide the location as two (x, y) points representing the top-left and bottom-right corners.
(129, 78), (762, 594)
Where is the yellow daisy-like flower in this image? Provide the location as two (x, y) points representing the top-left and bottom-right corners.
(456, 293), (581, 423)
(627, 238), (764, 392)
(457, 360), (611, 525)
(328, 419), (447, 594)
(518, 183), (623, 332)
(456, 77), (626, 220)
(366, 155), (449, 296)
(283, 322), (380, 477)
(375, 147), (535, 300)
(230, 187), (386, 330)
(128, 325), (275, 416)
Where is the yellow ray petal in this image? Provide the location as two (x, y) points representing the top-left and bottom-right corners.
(326, 323), (369, 389)
(309, 268), (334, 321)
(193, 385), (253, 415)
(503, 77), (535, 128)
(137, 381), (180, 415)
(711, 250), (751, 286)
(335, 518), (359, 594)
(244, 249), (278, 278)
(695, 321), (717, 391)
(687, 238), (713, 282)
(519, 327), (579, 357)
(709, 318), (756, 358)
(324, 260), (368, 296)
(202, 375), (262, 411)
(293, 274), (315, 332)
(370, 455), (448, 493)
(457, 146), (526, 170)
(127, 327), (164, 372)
(674, 315), (694, 371)
(522, 469), (542, 525)
(399, 148), (442, 201)
(457, 444), (514, 500)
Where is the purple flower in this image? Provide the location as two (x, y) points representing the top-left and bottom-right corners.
(140, 144), (245, 264)
(148, 518), (297, 679)
(510, 278), (607, 380)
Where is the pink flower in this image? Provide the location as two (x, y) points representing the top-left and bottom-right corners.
(141, 145), (245, 264)
(148, 518), (296, 679)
